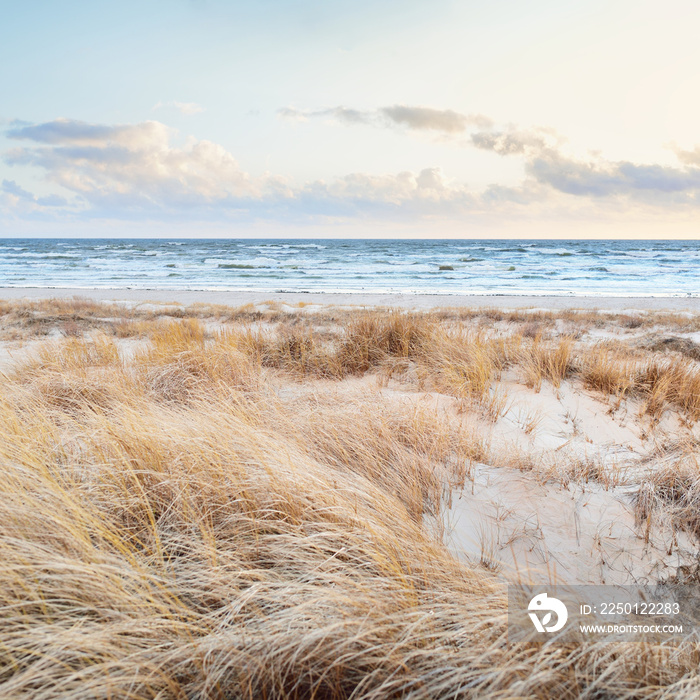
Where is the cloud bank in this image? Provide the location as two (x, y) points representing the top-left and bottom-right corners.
(4, 119), (283, 214)
(281, 104), (700, 206)
(3, 112), (700, 228)
(2, 118), (477, 221)
(470, 127), (700, 202)
(380, 105), (493, 132)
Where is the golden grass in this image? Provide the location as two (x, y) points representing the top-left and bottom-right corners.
(578, 347), (700, 419)
(4, 298), (700, 420)
(520, 336), (575, 391)
(2, 302), (700, 696)
(3, 297), (699, 338)
(579, 346), (638, 397)
(0, 332), (515, 698)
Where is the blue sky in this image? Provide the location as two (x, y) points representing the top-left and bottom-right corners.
(2, 0), (700, 237)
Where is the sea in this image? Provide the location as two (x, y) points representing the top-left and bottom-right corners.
(0, 239), (698, 297)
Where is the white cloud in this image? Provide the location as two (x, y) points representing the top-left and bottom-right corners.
(469, 125), (700, 202)
(470, 127), (557, 155)
(7, 118), (170, 148)
(527, 153), (700, 201)
(5, 115), (700, 227)
(674, 145), (700, 167)
(307, 167), (467, 205)
(278, 103), (700, 206)
(1, 178), (35, 200)
(5, 118), (483, 219)
(5, 119), (278, 212)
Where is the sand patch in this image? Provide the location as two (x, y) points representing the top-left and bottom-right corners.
(443, 463), (696, 585)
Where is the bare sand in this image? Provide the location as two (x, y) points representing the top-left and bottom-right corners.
(1, 286), (700, 312)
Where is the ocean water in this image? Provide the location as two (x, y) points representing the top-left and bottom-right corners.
(0, 239), (697, 297)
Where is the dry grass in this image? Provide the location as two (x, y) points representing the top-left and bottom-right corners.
(3, 297), (700, 340)
(417, 328), (511, 404)
(520, 336), (575, 391)
(2, 302), (700, 696)
(578, 347), (700, 419)
(2, 331), (515, 698)
(636, 359), (700, 420)
(636, 452), (700, 539)
(579, 346), (638, 397)
(4, 299), (700, 422)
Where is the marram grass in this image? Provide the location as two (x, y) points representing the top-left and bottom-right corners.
(0, 302), (698, 698)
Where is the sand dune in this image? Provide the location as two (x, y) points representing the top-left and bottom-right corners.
(1, 295), (700, 697)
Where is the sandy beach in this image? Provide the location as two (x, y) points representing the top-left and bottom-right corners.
(1, 291), (698, 586)
(2, 293), (700, 696)
(2, 286), (700, 312)
(6, 0), (700, 692)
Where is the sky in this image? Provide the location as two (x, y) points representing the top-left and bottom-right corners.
(1, 0), (699, 238)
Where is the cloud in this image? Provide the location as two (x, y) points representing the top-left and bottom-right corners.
(674, 146), (700, 167)
(1, 178), (67, 207)
(278, 106), (372, 125)
(4, 118), (278, 212)
(380, 105), (492, 132)
(5, 115), (700, 227)
(277, 107), (307, 121)
(153, 101), (205, 115)
(470, 128), (554, 155)
(324, 107), (372, 125)
(277, 102), (700, 203)
(279, 104), (492, 133)
(3, 118), (483, 221)
(7, 118), (168, 148)
(2, 179), (35, 200)
(309, 167), (458, 203)
(292, 167), (478, 221)
(527, 152), (700, 200)
(468, 124), (700, 202)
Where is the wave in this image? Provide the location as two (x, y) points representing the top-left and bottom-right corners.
(0, 239), (697, 298)
(538, 248), (574, 256)
(2, 282), (696, 298)
(6, 252), (80, 259)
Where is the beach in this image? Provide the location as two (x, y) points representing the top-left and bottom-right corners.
(1, 291), (700, 696)
(6, 0), (700, 692)
(3, 285), (700, 311)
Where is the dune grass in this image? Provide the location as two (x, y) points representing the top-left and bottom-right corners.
(1, 301), (700, 697)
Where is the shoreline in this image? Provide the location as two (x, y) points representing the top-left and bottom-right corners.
(1, 286), (700, 312)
